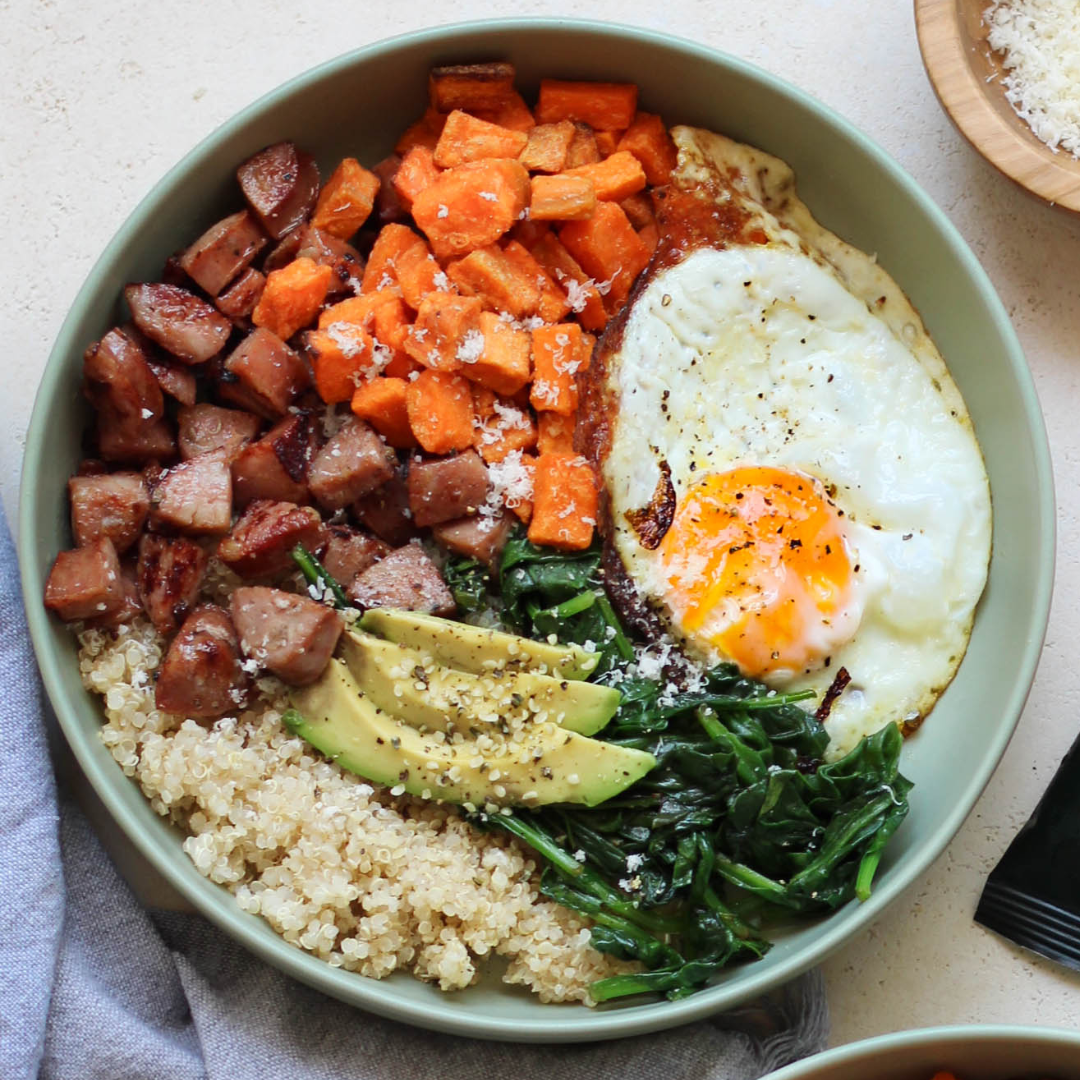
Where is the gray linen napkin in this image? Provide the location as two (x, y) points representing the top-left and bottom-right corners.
(0, 499), (829, 1080)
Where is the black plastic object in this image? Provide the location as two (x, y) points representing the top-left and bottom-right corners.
(976, 733), (1080, 969)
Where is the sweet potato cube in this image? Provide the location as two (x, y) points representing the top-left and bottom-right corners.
(466, 310), (532, 395)
(537, 410), (577, 454)
(393, 146), (442, 211)
(429, 62), (517, 113)
(594, 130), (622, 158)
(528, 452), (598, 550)
(530, 323), (584, 416)
(565, 123), (601, 168)
(619, 192), (655, 230)
(406, 369), (476, 453)
(564, 150), (646, 202)
(252, 257), (333, 340)
(412, 159), (530, 260)
(618, 112), (678, 185)
(434, 110), (529, 168)
(446, 245), (540, 320)
(319, 290), (398, 331)
(394, 242), (450, 311)
(559, 202), (650, 308)
(536, 80), (639, 131)
(518, 120), (576, 174)
(472, 386), (537, 464)
(351, 376), (415, 448)
(504, 451), (536, 522)
(473, 91), (535, 133)
(395, 108), (447, 155)
(501, 240), (570, 323)
(638, 222), (659, 257)
(304, 325), (375, 404)
(529, 232), (608, 332)
(403, 291), (482, 371)
(361, 224), (426, 294)
(371, 298), (419, 378)
(529, 175), (597, 221)
(311, 158), (380, 239)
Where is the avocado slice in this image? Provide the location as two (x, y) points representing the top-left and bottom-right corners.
(359, 608), (599, 681)
(339, 630), (620, 737)
(287, 660), (655, 808)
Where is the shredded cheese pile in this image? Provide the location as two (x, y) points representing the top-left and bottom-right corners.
(986, 0), (1080, 156)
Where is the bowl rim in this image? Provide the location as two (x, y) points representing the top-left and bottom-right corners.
(767, 1023), (1080, 1078)
(18, 16), (1056, 1042)
(914, 0), (1080, 212)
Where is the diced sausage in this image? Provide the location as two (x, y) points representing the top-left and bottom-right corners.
(149, 450), (233, 535)
(215, 267), (265, 323)
(68, 471), (150, 553)
(179, 210), (267, 296)
(44, 538), (124, 622)
(351, 468), (416, 546)
(86, 559), (144, 630)
(236, 142), (320, 240)
(222, 328), (308, 418)
(296, 226), (363, 297)
(97, 408), (177, 465)
(217, 499), (327, 578)
(155, 605), (248, 719)
(262, 229), (305, 274)
(231, 413), (316, 507)
(407, 451), (490, 527)
(320, 524), (390, 585)
(136, 533), (210, 635)
(372, 156), (407, 224)
(231, 586), (343, 686)
(347, 542), (455, 616)
(178, 404), (260, 461)
(146, 355), (198, 406)
(83, 327), (164, 432)
(432, 510), (513, 569)
(308, 418), (396, 511)
(161, 253), (190, 287)
(125, 283), (232, 364)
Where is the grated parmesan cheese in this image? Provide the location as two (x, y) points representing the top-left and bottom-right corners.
(986, 0), (1080, 156)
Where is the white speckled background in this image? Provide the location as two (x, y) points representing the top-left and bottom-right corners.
(4, 0), (1080, 1046)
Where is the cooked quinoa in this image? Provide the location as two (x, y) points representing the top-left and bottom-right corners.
(79, 617), (636, 1003)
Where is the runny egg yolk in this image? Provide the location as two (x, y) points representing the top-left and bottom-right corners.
(658, 465), (860, 681)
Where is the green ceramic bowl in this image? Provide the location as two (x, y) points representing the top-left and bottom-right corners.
(767, 1026), (1080, 1079)
(18, 19), (1054, 1042)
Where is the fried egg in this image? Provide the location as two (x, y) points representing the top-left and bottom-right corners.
(597, 127), (991, 757)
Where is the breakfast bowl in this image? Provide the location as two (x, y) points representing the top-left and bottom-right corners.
(19, 19), (1054, 1041)
(767, 1024), (1080, 1080)
(915, 0), (1080, 211)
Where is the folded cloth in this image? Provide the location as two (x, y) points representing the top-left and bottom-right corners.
(0, 500), (829, 1080)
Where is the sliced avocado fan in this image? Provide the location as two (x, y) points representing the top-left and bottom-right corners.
(359, 608), (599, 680)
(287, 660), (655, 809)
(339, 630), (620, 738)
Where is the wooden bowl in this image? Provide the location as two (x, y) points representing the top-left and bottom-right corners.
(915, 0), (1080, 210)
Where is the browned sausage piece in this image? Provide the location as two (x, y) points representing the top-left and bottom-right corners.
(44, 538), (125, 622)
(231, 586), (343, 686)
(69, 471), (150, 553)
(179, 210), (267, 297)
(136, 533), (210, 635)
(125, 283), (232, 364)
(231, 414), (316, 507)
(347, 543), (455, 616)
(222, 328), (308, 419)
(351, 468), (416, 546)
(145, 355), (198, 406)
(215, 267), (265, 323)
(308, 418), (396, 511)
(406, 451), (490, 527)
(217, 499), (327, 578)
(372, 156), (407, 225)
(236, 142), (320, 241)
(97, 408), (177, 465)
(149, 450), (233, 535)
(432, 510), (513, 569)
(296, 226), (364, 298)
(178, 403), (260, 461)
(262, 229), (305, 274)
(85, 559), (144, 629)
(83, 327), (164, 432)
(155, 605), (249, 719)
(321, 524), (390, 585)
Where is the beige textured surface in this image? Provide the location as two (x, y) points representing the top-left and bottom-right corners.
(3, 0), (1080, 1046)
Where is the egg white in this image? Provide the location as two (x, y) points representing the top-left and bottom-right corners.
(603, 143), (991, 757)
